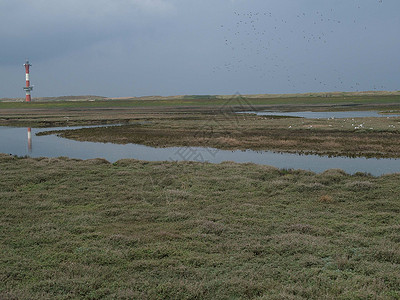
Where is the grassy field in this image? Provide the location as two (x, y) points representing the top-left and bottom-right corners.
(1, 93), (400, 110)
(1, 154), (400, 299)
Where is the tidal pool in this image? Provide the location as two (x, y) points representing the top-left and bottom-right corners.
(1, 126), (399, 176)
(239, 110), (400, 119)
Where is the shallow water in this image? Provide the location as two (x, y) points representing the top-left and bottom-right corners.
(240, 110), (400, 119)
(1, 126), (399, 176)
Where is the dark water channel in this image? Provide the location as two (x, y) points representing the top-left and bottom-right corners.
(240, 110), (400, 119)
(1, 126), (400, 176)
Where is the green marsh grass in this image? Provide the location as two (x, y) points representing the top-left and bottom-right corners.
(1, 154), (400, 299)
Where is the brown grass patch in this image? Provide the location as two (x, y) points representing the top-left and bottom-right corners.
(318, 194), (335, 203)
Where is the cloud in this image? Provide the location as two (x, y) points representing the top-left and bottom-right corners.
(0, 0), (175, 32)
(130, 0), (176, 14)
(0, 0), (175, 17)
(0, 0), (176, 65)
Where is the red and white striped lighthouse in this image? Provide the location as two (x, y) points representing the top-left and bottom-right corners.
(23, 60), (33, 102)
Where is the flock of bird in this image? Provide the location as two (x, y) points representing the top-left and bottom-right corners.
(214, 1), (387, 92)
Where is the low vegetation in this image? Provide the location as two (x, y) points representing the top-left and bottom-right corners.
(1, 154), (400, 299)
(1, 93), (400, 110)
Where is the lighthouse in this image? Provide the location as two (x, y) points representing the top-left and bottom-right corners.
(23, 60), (33, 102)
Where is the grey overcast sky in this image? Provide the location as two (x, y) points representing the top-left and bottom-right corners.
(0, 0), (398, 98)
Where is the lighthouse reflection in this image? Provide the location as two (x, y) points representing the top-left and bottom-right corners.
(27, 127), (32, 152)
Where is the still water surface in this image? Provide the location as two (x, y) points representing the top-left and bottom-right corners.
(240, 111), (400, 119)
(1, 126), (399, 176)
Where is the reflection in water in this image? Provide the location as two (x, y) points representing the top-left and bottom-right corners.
(0, 126), (400, 176)
(27, 128), (32, 153)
